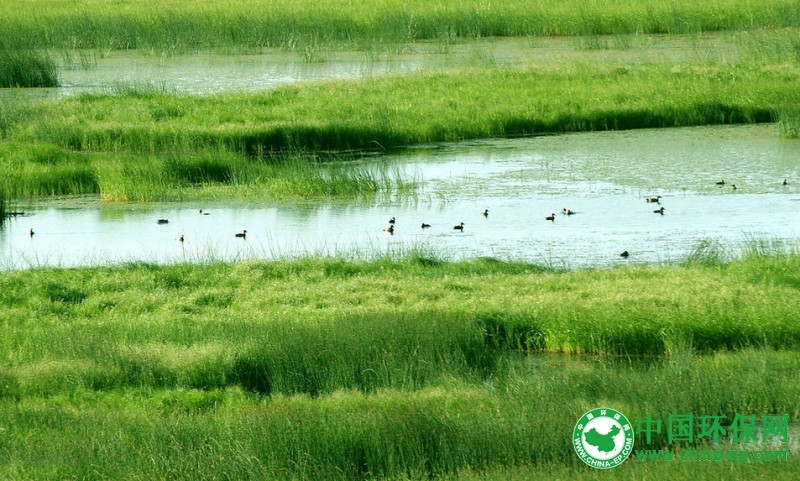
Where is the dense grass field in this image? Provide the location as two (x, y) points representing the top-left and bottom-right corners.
(1, 0), (799, 52)
(1, 253), (798, 479)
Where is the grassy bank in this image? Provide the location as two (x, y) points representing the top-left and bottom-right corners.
(1, 350), (797, 480)
(1, 252), (799, 395)
(1, 0), (799, 52)
(12, 64), (797, 154)
(0, 142), (415, 201)
(0, 254), (798, 479)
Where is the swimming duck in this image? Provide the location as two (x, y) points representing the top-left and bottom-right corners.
(235, 230), (247, 238)
(421, 223), (431, 229)
(716, 180), (725, 186)
(620, 250), (630, 258)
(731, 184), (737, 190)
(388, 217), (396, 224)
(199, 209), (209, 215)
(29, 228), (34, 237)
(384, 225), (395, 234)
(562, 208), (575, 215)
(481, 209), (489, 217)
(545, 213), (556, 221)
(178, 234), (184, 243)
(645, 196), (661, 203)
(783, 179), (788, 186)
(157, 219), (169, 224)
(654, 207), (665, 215)
(453, 222), (465, 231)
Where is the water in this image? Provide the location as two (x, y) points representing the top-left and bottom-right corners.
(1, 33), (742, 100)
(2, 124), (798, 270)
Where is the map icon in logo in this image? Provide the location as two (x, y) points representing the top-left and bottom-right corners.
(573, 407), (635, 469)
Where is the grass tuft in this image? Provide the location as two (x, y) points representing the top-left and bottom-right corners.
(0, 50), (57, 88)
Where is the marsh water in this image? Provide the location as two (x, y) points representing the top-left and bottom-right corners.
(1, 36), (798, 269)
(2, 124), (798, 270)
(7, 33), (744, 99)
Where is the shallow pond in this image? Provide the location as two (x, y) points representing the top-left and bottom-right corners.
(2, 124), (798, 270)
(2, 33), (742, 100)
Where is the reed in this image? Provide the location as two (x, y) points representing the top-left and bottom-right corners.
(0, 349), (797, 480)
(0, 50), (57, 88)
(0, 186), (6, 225)
(0, 0), (798, 52)
(10, 62), (798, 157)
(778, 106), (800, 138)
(1, 250), (799, 396)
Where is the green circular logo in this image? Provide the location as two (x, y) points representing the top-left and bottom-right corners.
(573, 407), (635, 469)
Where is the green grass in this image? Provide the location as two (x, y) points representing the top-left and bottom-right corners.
(778, 107), (800, 138)
(1, 252), (799, 395)
(1, 0), (799, 52)
(0, 186), (6, 224)
(0, 50), (57, 88)
(0, 142), (415, 201)
(1, 348), (797, 479)
(13, 63), (796, 154)
(1, 254), (798, 479)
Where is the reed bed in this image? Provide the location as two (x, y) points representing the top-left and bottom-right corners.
(1, 251), (799, 396)
(1, 0), (799, 52)
(10, 62), (799, 156)
(0, 186), (6, 225)
(0, 142), (413, 201)
(0, 348), (797, 479)
(0, 50), (57, 88)
(2, 253), (798, 479)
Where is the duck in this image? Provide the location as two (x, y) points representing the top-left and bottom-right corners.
(421, 223), (431, 229)
(620, 250), (630, 258)
(453, 222), (465, 231)
(783, 179), (788, 186)
(29, 228), (34, 237)
(157, 219), (169, 224)
(383, 225), (395, 234)
(562, 208), (575, 215)
(199, 209), (210, 215)
(731, 184), (737, 190)
(645, 196), (661, 204)
(235, 230), (247, 238)
(545, 213), (556, 221)
(716, 180), (725, 186)
(481, 209), (489, 217)
(388, 216), (396, 224)
(178, 234), (185, 243)
(654, 207), (665, 215)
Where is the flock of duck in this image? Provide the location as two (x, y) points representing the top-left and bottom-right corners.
(24, 179), (790, 257)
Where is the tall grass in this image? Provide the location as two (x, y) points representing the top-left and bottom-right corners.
(0, 50), (57, 88)
(1, 252), (799, 395)
(10, 63), (798, 156)
(0, 349), (797, 480)
(778, 107), (800, 138)
(0, 142), (415, 201)
(1, 254), (798, 479)
(0, 186), (6, 225)
(0, 0), (799, 52)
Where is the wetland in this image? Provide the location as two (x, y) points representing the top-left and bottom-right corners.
(1, 1), (799, 480)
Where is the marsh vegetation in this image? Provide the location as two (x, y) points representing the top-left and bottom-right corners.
(1, 252), (799, 479)
(1, 1), (799, 479)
